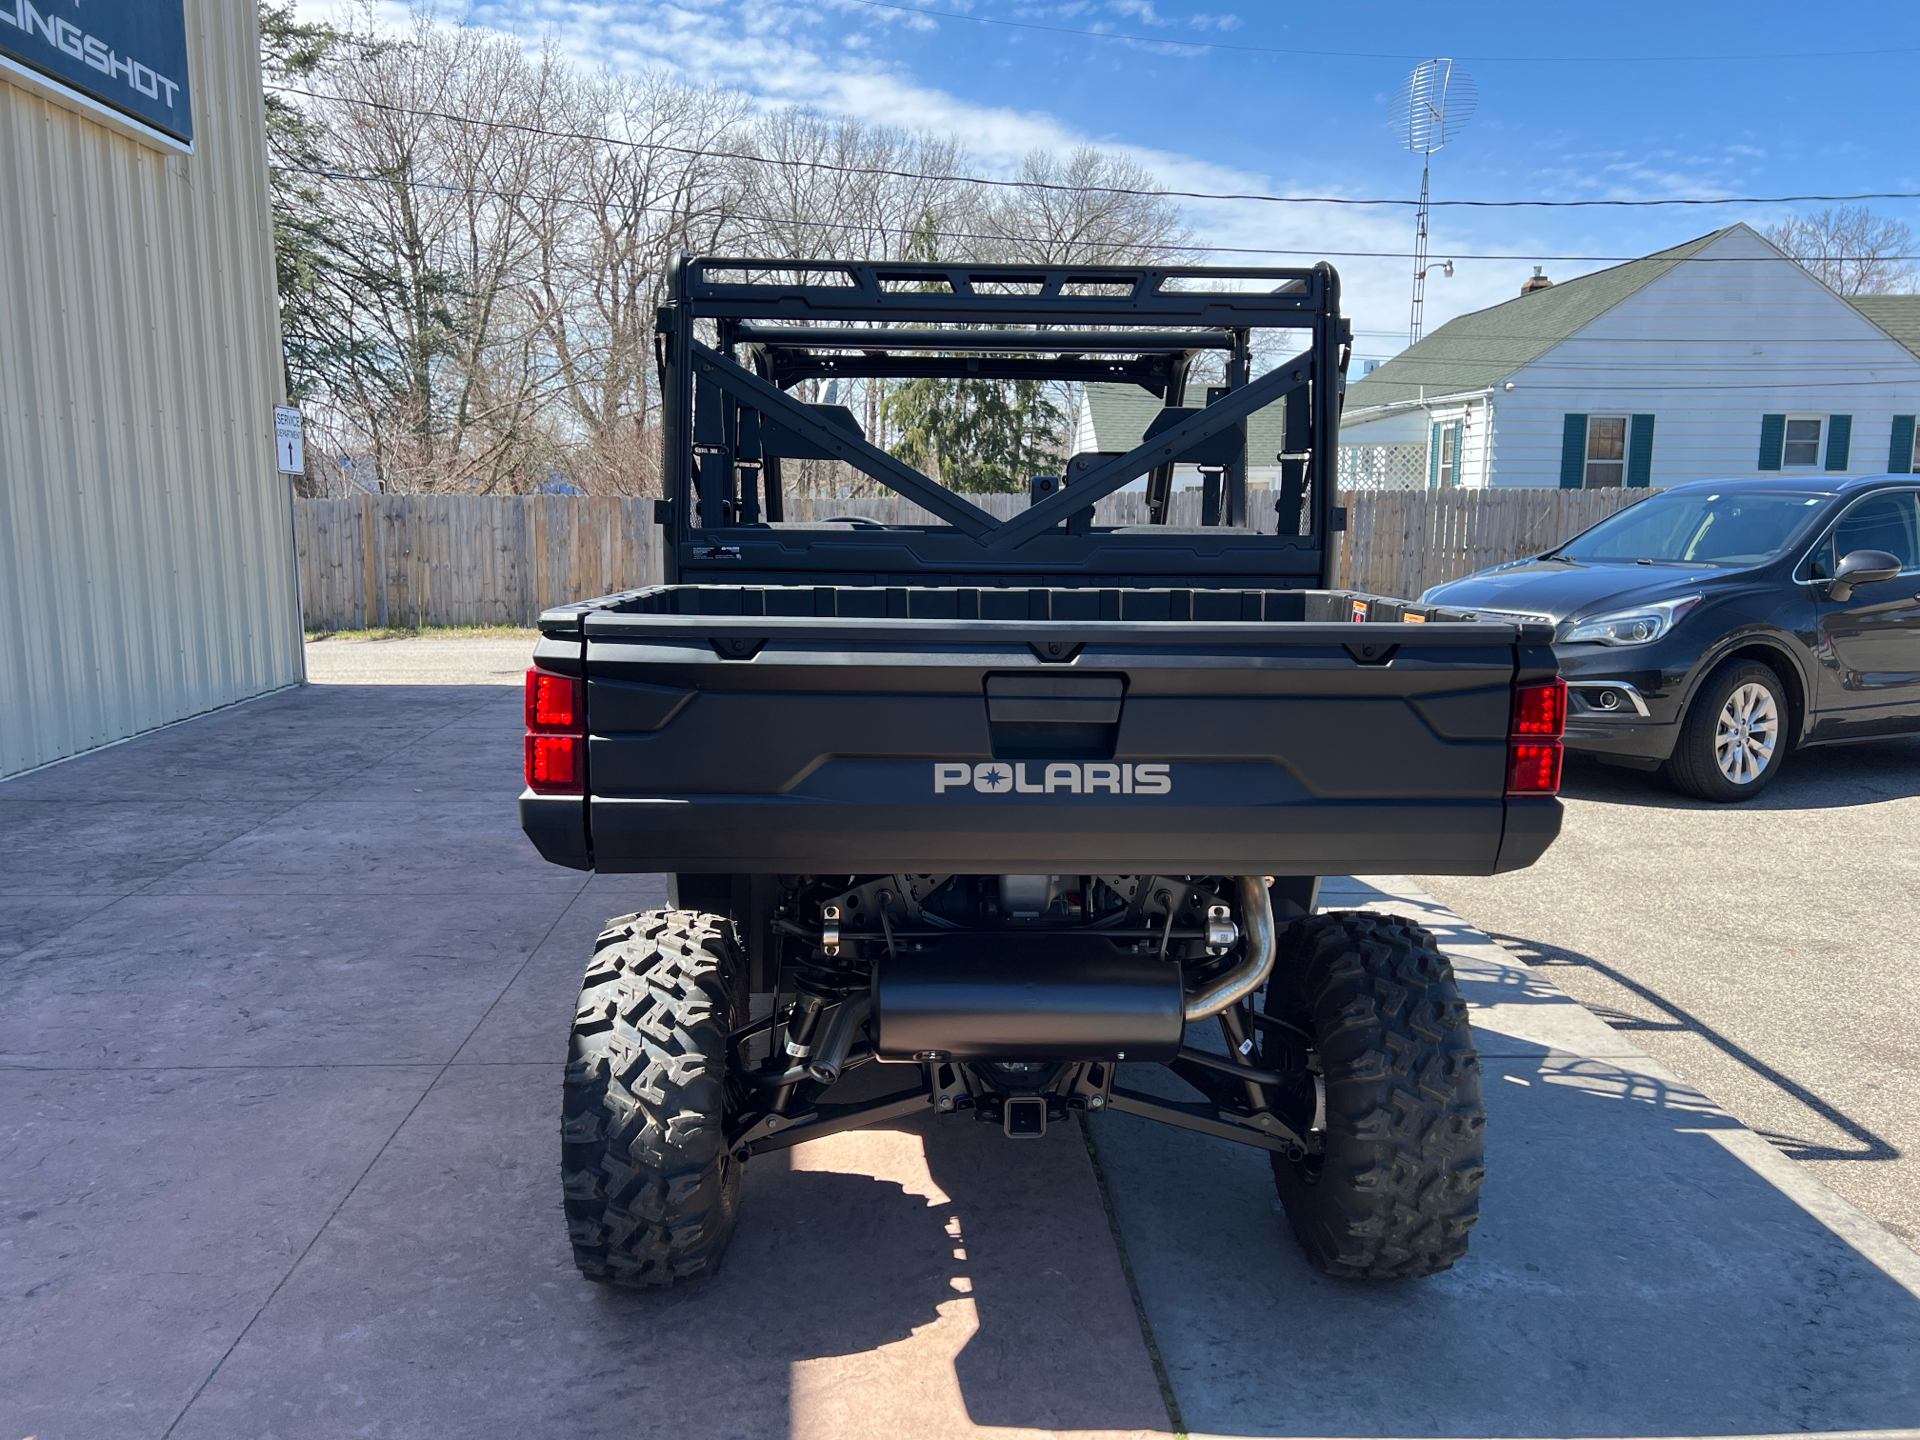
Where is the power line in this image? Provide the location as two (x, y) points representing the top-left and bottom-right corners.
(1379, 361), (1920, 371)
(268, 85), (1920, 212)
(283, 163), (1182, 259)
(289, 162), (1920, 278)
(833, 0), (1920, 65)
(1464, 379), (1920, 390)
(1360, 333), (1920, 345)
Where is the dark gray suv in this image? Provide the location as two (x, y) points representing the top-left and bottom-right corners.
(1424, 475), (1920, 801)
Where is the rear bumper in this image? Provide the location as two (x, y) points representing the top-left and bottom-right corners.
(1494, 797), (1561, 872)
(520, 793), (592, 870)
(523, 790), (1561, 878)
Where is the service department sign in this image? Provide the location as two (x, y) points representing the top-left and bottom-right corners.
(0, 0), (193, 146)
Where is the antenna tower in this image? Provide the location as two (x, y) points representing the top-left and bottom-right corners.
(1391, 58), (1476, 346)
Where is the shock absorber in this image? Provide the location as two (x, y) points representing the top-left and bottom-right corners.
(769, 903), (868, 1113)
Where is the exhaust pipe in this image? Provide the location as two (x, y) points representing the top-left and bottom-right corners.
(1182, 876), (1276, 1022)
(806, 993), (872, 1085)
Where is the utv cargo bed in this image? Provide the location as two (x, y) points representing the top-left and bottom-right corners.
(520, 582), (1561, 878)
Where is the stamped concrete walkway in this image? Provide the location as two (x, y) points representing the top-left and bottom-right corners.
(3, 666), (1918, 1439)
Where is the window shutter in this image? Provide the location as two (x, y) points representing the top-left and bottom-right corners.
(1757, 414), (1785, 471)
(1825, 414), (1852, 471)
(1626, 414), (1655, 488)
(1450, 419), (1464, 487)
(1891, 415), (1917, 474)
(1560, 414), (1587, 488)
(1429, 422), (1441, 488)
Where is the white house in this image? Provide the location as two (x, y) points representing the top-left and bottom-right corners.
(1338, 223), (1920, 490)
(1072, 380), (1287, 494)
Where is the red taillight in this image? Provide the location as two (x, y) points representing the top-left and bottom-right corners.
(525, 667), (585, 793)
(526, 668), (581, 731)
(525, 734), (582, 792)
(1507, 742), (1563, 795)
(1507, 678), (1566, 795)
(1512, 678), (1566, 737)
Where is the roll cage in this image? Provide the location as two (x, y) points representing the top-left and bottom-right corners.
(653, 255), (1353, 589)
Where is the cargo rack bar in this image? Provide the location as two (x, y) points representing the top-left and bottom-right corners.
(656, 255), (1352, 588)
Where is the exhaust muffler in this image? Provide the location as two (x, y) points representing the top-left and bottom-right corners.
(872, 878), (1275, 1063)
(873, 934), (1184, 1062)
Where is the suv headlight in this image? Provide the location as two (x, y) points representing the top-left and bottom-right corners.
(1560, 595), (1702, 646)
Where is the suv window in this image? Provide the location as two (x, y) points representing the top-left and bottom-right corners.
(1807, 490), (1920, 579)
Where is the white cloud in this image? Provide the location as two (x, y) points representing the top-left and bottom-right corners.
(287, 0), (1575, 350)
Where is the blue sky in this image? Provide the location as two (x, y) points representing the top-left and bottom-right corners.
(296, 0), (1920, 362)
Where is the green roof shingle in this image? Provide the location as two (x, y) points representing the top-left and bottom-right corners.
(1848, 294), (1920, 360)
(1081, 381), (1290, 462)
(1344, 227), (1735, 411)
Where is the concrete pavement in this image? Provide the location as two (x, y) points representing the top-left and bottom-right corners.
(303, 631), (540, 686)
(1096, 875), (1920, 1438)
(1423, 741), (1920, 1249)
(1, 682), (1166, 1440)
(4, 665), (1919, 1438)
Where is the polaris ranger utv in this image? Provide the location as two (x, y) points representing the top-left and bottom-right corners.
(520, 256), (1564, 1286)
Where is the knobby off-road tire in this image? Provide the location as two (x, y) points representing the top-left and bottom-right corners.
(1665, 658), (1788, 802)
(1261, 911), (1486, 1279)
(562, 909), (745, 1288)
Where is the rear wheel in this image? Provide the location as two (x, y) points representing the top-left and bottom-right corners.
(1260, 912), (1485, 1279)
(561, 909), (744, 1288)
(1665, 659), (1787, 802)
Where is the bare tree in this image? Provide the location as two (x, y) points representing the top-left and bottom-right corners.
(1765, 206), (1917, 296)
(983, 146), (1190, 265)
(523, 70), (746, 495)
(266, 5), (1201, 499)
(726, 110), (980, 490)
(729, 110), (970, 263)
(300, 15), (570, 491)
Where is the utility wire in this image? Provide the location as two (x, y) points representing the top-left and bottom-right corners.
(286, 163), (1920, 270)
(284, 162), (1184, 258)
(267, 85), (1920, 212)
(833, 0), (1920, 64)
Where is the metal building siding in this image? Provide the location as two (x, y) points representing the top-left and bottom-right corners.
(0, 0), (300, 779)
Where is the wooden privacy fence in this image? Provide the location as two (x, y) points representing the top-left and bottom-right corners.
(296, 495), (663, 630)
(294, 487), (1648, 629)
(1335, 488), (1645, 599)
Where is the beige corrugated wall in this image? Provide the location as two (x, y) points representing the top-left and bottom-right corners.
(0, 0), (300, 779)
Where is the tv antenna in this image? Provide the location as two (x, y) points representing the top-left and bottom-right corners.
(1391, 58), (1476, 346)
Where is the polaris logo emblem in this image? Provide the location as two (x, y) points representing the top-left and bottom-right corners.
(934, 762), (1171, 795)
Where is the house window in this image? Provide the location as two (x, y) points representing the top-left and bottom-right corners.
(1585, 416), (1627, 487)
(1783, 416), (1824, 468)
(1428, 418), (1463, 487)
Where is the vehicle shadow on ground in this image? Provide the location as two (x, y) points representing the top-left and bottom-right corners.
(1559, 737), (1920, 811)
(272, 1053), (1166, 1440)
(754, 1061), (1174, 1438)
(1488, 929), (1898, 1165)
(1093, 1041), (1920, 1438)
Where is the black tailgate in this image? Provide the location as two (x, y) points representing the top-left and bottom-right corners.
(521, 586), (1558, 877)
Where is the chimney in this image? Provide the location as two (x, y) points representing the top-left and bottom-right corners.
(1521, 266), (1553, 296)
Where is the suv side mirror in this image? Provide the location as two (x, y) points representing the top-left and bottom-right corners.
(1826, 548), (1903, 601)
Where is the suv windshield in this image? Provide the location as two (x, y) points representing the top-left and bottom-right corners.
(1552, 489), (1828, 566)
